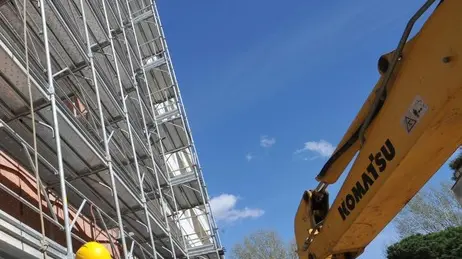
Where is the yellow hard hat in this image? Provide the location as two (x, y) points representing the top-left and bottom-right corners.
(76, 241), (111, 259)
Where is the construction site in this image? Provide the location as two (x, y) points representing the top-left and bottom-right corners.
(0, 0), (224, 258)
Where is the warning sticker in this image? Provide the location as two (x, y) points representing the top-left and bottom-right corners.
(401, 95), (428, 134)
(404, 116), (417, 132)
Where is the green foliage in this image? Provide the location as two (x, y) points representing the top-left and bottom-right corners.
(386, 226), (462, 259)
(387, 156), (462, 258)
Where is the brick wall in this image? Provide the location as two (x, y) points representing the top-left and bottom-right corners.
(0, 151), (121, 257)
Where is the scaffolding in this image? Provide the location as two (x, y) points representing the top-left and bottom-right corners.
(0, 0), (224, 258)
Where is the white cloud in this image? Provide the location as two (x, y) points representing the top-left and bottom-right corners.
(260, 135), (276, 148)
(295, 139), (336, 157)
(245, 153), (253, 161)
(209, 194), (264, 223)
(304, 156), (319, 161)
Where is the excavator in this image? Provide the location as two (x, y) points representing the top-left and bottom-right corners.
(294, 0), (462, 258)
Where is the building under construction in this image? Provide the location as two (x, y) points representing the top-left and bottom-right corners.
(0, 0), (224, 258)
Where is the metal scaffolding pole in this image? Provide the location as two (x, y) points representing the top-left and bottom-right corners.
(80, 0), (129, 257)
(123, 2), (181, 258)
(150, 1), (223, 256)
(39, 1), (74, 257)
(152, 113), (184, 259)
(133, 3), (194, 257)
(111, 0), (158, 256)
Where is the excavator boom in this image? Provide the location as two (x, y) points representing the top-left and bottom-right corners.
(295, 0), (462, 258)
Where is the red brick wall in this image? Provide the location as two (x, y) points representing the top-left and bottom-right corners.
(0, 151), (121, 257)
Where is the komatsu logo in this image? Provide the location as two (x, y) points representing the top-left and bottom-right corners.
(338, 138), (396, 221)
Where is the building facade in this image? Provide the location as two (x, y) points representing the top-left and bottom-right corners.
(0, 0), (223, 258)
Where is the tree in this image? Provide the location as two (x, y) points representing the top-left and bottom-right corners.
(393, 181), (462, 238)
(230, 230), (298, 259)
(391, 150), (462, 238)
(386, 226), (462, 259)
(287, 239), (298, 259)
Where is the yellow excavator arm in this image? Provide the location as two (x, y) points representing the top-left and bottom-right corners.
(294, 0), (462, 258)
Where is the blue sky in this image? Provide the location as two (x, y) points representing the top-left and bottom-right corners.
(156, 0), (456, 258)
